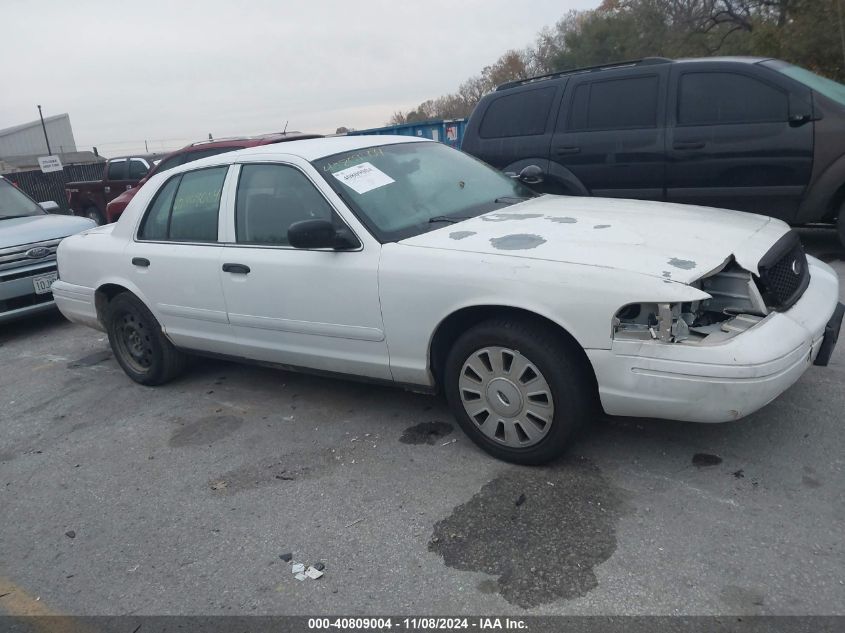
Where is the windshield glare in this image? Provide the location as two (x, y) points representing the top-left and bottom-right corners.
(765, 60), (845, 107)
(0, 178), (45, 219)
(314, 141), (534, 241)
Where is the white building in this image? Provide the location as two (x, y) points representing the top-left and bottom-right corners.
(0, 113), (77, 159)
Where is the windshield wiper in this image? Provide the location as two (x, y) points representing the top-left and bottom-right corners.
(428, 215), (470, 224)
(0, 215), (31, 220)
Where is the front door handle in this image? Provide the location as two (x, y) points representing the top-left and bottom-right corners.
(132, 257), (150, 267)
(673, 141), (705, 150)
(222, 263), (250, 274)
(554, 146), (581, 156)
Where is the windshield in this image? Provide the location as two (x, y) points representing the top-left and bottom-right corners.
(313, 141), (535, 241)
(0, 178), (45, 219)
(764, 60), (845, 107)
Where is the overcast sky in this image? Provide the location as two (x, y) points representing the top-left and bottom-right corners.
(2, 0), (598, 157)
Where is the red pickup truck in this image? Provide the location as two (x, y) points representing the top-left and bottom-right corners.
(65, 154), (160, 224)
(104, 132), (322, 223)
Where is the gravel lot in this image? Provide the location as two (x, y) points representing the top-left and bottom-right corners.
(0, 228), (843, 617)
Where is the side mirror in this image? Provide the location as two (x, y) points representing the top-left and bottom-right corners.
(39, 201), (60, 213)
(288, 219), (360, 250)
(518, 165), (544, 185)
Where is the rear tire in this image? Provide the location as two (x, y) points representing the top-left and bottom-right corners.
(838, 211), (845, 249)
(106, 293), (186, 385)
(83, 206), (105, 225)
(443, 317), (595, 465)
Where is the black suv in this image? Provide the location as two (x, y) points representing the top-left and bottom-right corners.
(462, 57), (845, 244)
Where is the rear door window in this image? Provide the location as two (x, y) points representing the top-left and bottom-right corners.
(138, 166), (228, 242)
(566, 76), (659, 131)
(479, 86), (557, 138)
(107, 160), (127, 180)
(678, 72), (788, 125)
(127, 159), (150, 179)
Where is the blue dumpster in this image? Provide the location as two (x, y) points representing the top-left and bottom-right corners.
(348, 119), (467, 148)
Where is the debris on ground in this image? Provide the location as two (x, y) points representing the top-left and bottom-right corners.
(287, 558), (325, 582)
(210, 480), (228, 491)
(732, 469), (745, 479)
(692, 453), (723, 467)
(515, 493), (526, 507)
(64, 530), (76, 539)
(344, 518), (364, 528)
(279, 552), (293, 562)
(441, 438), (457, 446)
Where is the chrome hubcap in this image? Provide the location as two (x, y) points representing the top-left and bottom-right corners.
(458, 346), (555, 448)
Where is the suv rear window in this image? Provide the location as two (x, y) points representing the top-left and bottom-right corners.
(678, 72), (787, 125)
(479, 87), (556, 138)
(566, 76), (659, 131)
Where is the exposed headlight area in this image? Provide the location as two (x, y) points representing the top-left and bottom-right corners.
(614, 262), (768, 345)
(614, 231), (813, 346)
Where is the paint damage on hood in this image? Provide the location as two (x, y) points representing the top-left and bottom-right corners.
(400, 195), (790, 285)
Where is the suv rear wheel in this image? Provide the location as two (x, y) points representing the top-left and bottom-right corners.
(443, 317), (594, 465)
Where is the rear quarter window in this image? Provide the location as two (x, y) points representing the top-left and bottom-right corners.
(479, 86), (557, 138)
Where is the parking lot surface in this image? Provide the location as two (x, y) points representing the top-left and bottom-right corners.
(0, 229), (843, 617)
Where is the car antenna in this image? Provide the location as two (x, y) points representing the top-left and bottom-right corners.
(283, 120), (288, 134)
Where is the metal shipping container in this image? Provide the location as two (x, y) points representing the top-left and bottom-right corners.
(349, 119), (466, 148)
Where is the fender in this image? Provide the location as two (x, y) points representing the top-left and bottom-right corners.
(544, 160), (590, 196)
(797, 152), (845, 224)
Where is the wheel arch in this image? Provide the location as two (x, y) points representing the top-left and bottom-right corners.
(428, 304), (598, 394)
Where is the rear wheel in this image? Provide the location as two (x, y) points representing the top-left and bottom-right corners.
(106, 293), (186, 385)
(444, 317), (594, 465)
(83, 206), (105, 225)
(838, 211), (845, 249)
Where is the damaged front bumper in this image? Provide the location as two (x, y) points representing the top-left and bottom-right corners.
(586, 256), (841, 423)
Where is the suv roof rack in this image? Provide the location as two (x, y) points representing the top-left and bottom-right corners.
(495, 57), (673, 91)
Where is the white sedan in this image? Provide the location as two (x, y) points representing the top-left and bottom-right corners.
(53, 136), (843, 464)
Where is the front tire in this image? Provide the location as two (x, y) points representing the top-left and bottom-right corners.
(83, 206), (105, 225)
(444, 318), (595, 465)
(838, 211), (845, 249)
(106, 293), (186, 385)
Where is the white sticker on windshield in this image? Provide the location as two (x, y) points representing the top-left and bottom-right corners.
(332, 162), (395, 194)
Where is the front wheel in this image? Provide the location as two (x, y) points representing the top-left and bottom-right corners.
(83, 206), (105, 225)
(444, 318), (595, 465)
(838, 211), (845, 249)
(106, 293), (187, 385)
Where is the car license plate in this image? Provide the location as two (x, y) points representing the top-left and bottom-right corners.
(32, 272), (58, 295)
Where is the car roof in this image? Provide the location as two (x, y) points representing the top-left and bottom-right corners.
(109, 153), (163, 162)
(495, 56), (776, 91)
(215, 134), (430, 162)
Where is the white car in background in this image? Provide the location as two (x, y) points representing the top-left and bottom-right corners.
(52, 136), (843, 464)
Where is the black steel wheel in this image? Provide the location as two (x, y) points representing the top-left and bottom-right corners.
(106, 292), (186, 385)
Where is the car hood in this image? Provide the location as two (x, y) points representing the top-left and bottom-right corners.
(398, 196), (790, 284)
(0, 214), (96, 249)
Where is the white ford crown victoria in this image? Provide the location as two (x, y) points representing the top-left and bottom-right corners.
(53, 136), (843, 464)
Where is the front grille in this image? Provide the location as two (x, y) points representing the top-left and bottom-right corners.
(0, 238), (61, 272)
(755, 231), (810, 311)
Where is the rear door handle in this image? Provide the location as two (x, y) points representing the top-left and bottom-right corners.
(222, 263), (250, 274)
(554, 146), (581, 155)
(131, 257), (150, 267)
(673, 141), (705, 150)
